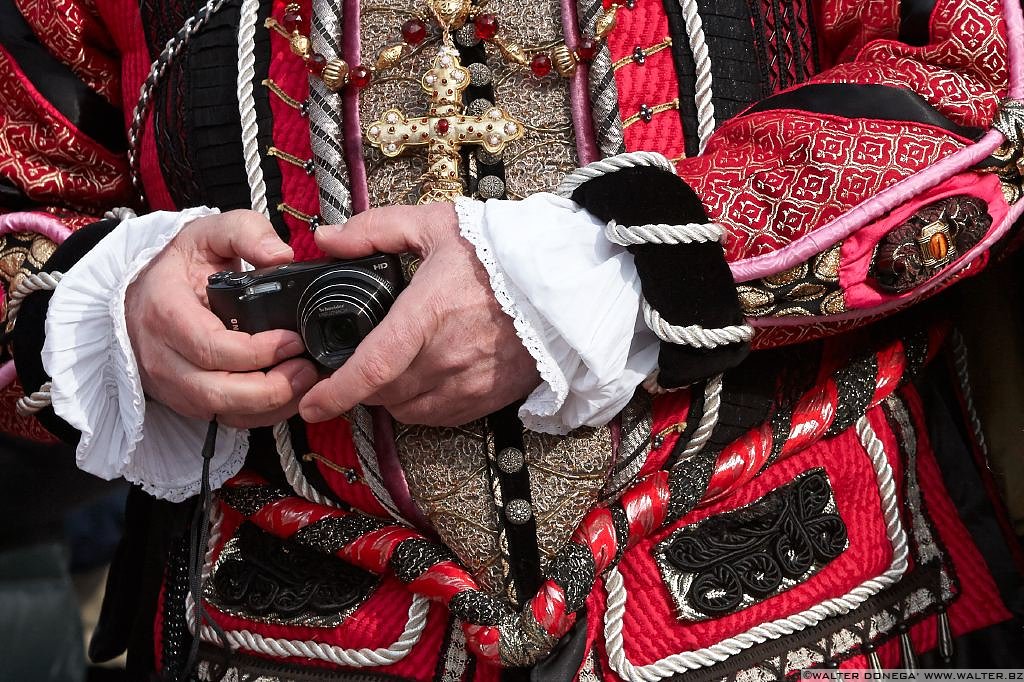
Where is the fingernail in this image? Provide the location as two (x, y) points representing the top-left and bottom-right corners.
(301, 404), (328, 422)
(290, 365), (317, 392)
(281, 338), (305, 357)
(261, 236), (292, 257)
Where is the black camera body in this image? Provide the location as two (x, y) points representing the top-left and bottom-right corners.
(207, 254), (403, 370)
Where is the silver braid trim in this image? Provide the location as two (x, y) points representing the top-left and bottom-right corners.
(605, 220), (723, 246)
(603, 414), (908, 681)
(675, 0), (716, 152)
(237, 0), (270, 218)
(128, 0), (229, 199)
(16, 381), (53, 416)
(643, 301), (753, 349)
(273, 421), (340, 508)
(309, 0), (352, 224)
(7, 271), (63, 327)
(555, 151), (676, 198)
(950, 329), (990, 461)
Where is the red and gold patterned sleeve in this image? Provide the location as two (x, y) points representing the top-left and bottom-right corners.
(611, 0), (1022, 348)
(0, 0), (132, 441)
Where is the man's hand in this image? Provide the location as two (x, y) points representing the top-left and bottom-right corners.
(298, 203), (540, 426)
(126, 210), (319, 428)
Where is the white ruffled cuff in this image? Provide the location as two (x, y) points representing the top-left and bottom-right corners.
(41, 207), (249, 502)
(456, 194), (658, 435)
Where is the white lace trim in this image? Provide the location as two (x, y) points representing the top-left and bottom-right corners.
(455, 197), (569, 429)
(42, 207), (248, 502)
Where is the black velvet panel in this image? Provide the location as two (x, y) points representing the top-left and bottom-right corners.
(746, 83), (983, 141)
(0, 0), (126, 153)
(11, 219), (119, 444)
(899, 0), (935, 47)
(570, 166), (749, 387)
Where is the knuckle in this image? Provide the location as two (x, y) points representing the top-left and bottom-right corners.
(355, 351), (393, 390)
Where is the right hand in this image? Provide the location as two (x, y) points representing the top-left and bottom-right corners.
(125, 210), (319, 428)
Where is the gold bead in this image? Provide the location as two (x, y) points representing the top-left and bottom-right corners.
(552, 44), (578, 77)
(494, 37), (528, 65)
(430, 0), (472, 27)
(375, 43), (406, 72)
(595, 7), (618, 39)
(321, 58), (350, 91)
(290, 34), (311, 57)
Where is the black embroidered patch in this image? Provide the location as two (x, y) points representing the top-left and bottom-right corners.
(208, 522), (377, 627)
(655, 468), (848, 621)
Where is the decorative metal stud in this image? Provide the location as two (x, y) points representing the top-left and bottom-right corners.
(632, 46), (646, 65)
(468, 98), (494, 116)
(468, 62), (492, 86)
(639, 103), (654, 123)
(476, 148), (503, 165)
(478, 175), (506, 198)
(505, 498), (533, 525)
(455, 22), (481, 47)
(497, 447), (525, 474)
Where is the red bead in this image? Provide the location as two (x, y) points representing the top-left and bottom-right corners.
(282, 9), (303, 33)
(350, 65), (372, 88)
(576, 36), (598, 61)
(474, 13), (499, 41)
(530, 53), (552, 78)
(306, 52), (327, 75)
(401, 17), (427, 45)
(436, 118), (450, 135)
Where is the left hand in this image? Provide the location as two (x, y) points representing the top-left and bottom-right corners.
(298, 202), (540, 426)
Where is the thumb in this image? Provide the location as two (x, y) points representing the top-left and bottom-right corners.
(315, 203), (456, 258)
(199, 209), (294, 266)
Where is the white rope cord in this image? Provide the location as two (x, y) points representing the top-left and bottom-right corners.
(554, 151), (676, 198)
(7, 271), (63, 328)
(675, 373), (722, 462)
(16, 381), (53, 416)
(273, 421), (341, 508)
(676, 0), (716, 152)
(643, 301), (753, 349)
(199, 593), (429, 667)
(604, 220), (723, 246)
(603, 414), (909, 681)
(237, 0), (270, 219)
(102, 207), (138, 222)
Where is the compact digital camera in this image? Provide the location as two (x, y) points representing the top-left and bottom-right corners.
(207, 254), (404, 370)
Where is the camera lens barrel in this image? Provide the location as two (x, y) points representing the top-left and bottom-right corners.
(297, 268), (398, 369)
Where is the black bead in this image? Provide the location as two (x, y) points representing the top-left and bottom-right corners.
(639, 103), (653, 123)
(632, 46), (646, 65)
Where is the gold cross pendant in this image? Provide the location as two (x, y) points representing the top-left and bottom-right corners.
(365, 46), (525, 204)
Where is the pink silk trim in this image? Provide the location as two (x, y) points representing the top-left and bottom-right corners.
(0, 361), (17, 391)
(560, 0), (600, 165)
(342, 0), (369, 214)
(0, 211), (72, 244)
(731, 0), (1024, 283)
(751, 195), (1024, 327)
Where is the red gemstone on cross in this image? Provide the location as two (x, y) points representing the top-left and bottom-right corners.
(436, 119), (450, 135)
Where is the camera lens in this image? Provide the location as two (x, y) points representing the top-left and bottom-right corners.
(320, 314), (361, 352)
(297, 268), (398, 369)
